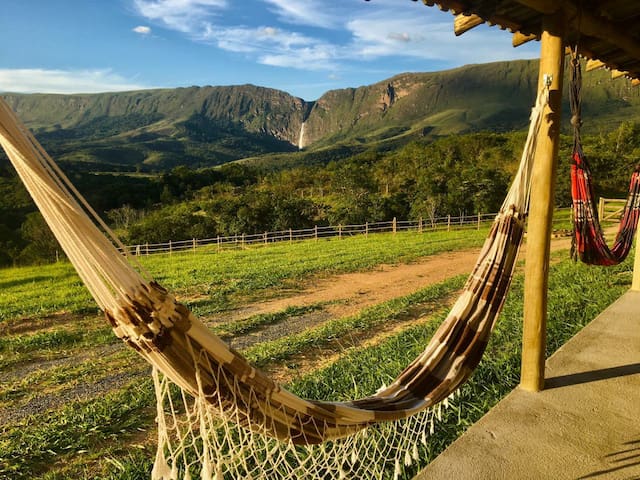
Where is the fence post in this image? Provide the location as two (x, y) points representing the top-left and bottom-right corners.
(135, 245), (141, 257)
(193, 238), (196, 253)
(392, 217), (397, 234)
(598, 197), (605, 220)
(477, 213), (481, 230)
(447, 215), (451, 231)
(146, 243), (149, 256)
(418, 216), (423, 233)
(314, 225), (318, 241)
(169, 240), (172, 255)
(460, 213), (464, 226)
(289, 228), (293, 244)
(264, 232), (268, 245)
(241, 233), (245, 249)
(217, 235), (221, 253)
(338, 224), (342, 240)
(365, 222), (369, 238)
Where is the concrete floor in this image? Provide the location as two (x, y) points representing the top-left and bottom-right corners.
(414, 290), (640, 480)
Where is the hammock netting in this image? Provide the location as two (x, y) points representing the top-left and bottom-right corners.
(0, 86), (548, 479)
(570, 55), (640, 266)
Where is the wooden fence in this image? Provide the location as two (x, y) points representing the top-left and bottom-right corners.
(597, 197), (627, 222)
(125, 213), (498, 256)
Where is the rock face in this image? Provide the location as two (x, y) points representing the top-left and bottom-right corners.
(3, 85), (309, 146)
(3, 58), (640, 164)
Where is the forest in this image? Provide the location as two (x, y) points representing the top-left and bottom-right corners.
(1, 121), (639, 267)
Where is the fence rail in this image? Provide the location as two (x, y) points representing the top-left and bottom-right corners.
(125, 213), (499, 256)
(598, 197), (627, 222)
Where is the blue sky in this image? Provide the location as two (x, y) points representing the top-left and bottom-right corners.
(0, 0), (540, 100)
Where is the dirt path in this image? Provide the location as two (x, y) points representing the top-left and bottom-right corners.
(213, 234), (574, 327)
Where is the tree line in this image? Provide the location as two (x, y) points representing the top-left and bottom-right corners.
(1, 122), (638, 267)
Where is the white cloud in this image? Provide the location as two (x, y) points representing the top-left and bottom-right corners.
(129, 0), (538, 75)
(346, 9), (539, 64)
(133, 0), (227, 33)
(0, 69), (151, 94)
(261, 0), (337, 28)
(199, 25), (338, 70)
(133, 25), (152, 35)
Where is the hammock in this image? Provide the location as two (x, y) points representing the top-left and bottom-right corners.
(0, 86), (547, 479)
(570, 54), (640, 266)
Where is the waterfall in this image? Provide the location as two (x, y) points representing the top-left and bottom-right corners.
(298, 121), (306, 150)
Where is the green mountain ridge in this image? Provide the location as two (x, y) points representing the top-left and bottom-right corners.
(2, 59), (639, 171)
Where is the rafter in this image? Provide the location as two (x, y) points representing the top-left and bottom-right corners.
(513, 32), (537, 47)
(586, 59), (606, 71)
(454, 13), (484, 36)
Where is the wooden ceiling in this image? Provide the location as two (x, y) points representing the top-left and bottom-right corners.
(413, 0), (640, 84)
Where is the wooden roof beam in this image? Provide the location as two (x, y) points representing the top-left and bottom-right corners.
(513, 1), (640, 62)
(454, 13), (484, 36)
(611, 69), (629, 80)
(513, 32), (537, 47)
(585, 59), (605, 71)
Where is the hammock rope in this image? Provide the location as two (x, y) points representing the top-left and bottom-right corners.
(570, 53), (640, 266)
(0, 85), (548, 478)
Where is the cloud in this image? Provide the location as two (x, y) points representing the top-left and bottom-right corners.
(129, 0), (538, 75)
(261, 0), (337, 28)
(199, 25), (338, 70)
(0, 69), (151, 94)
(133, 25), (152, 35)
(346, 10), (539, 64)
(133, 0), (227, 33)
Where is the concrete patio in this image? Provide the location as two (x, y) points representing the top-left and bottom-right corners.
(415, 289), (640, 480)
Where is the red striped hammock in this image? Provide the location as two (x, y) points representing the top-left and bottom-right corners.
(570, 55), (640, 266)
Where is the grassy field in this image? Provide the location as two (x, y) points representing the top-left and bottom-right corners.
(0, 229), (488, 322)
(0, 220), (631, 479)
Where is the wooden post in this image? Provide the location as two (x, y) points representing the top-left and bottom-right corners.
(289, 228), (293, 244)
(365, 222), (369, 238)
(193, 238), (196, 253)
(264, 232), (268, 245)
(146, 243), (149, 256)
(419, 216), (423, 233)
(169, 240), (172, 255)
(217, 235), (221, 253)
(521, 12), (565, 393)
(314, 225), (318, 241)
(632, 224), (640, 291)
(598, 197), (605, 220)
(477, 213), (481, 230)
(241, 233), (245, 249)
(338, 224), (342, 240)
(447, 215), (451, 232)
(392, 217), (397, 234)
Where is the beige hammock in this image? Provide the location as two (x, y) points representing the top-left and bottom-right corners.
(0, 86), (547, 478)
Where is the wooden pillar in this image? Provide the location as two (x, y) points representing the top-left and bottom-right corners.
(632, 224), (640, 291)
(521, 13), (565, 392)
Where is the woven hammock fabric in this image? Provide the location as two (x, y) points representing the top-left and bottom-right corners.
(0, 86), (547, 477)
(570, 56), (640, 266)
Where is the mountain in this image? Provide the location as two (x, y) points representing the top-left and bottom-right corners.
(2, 59), (640, 171)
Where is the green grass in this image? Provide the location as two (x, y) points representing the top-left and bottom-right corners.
(0, 225), (632, 479)
(0, 229), (488, 322)
(212, 304), (327, 337)
(245, 275), (466, 367)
